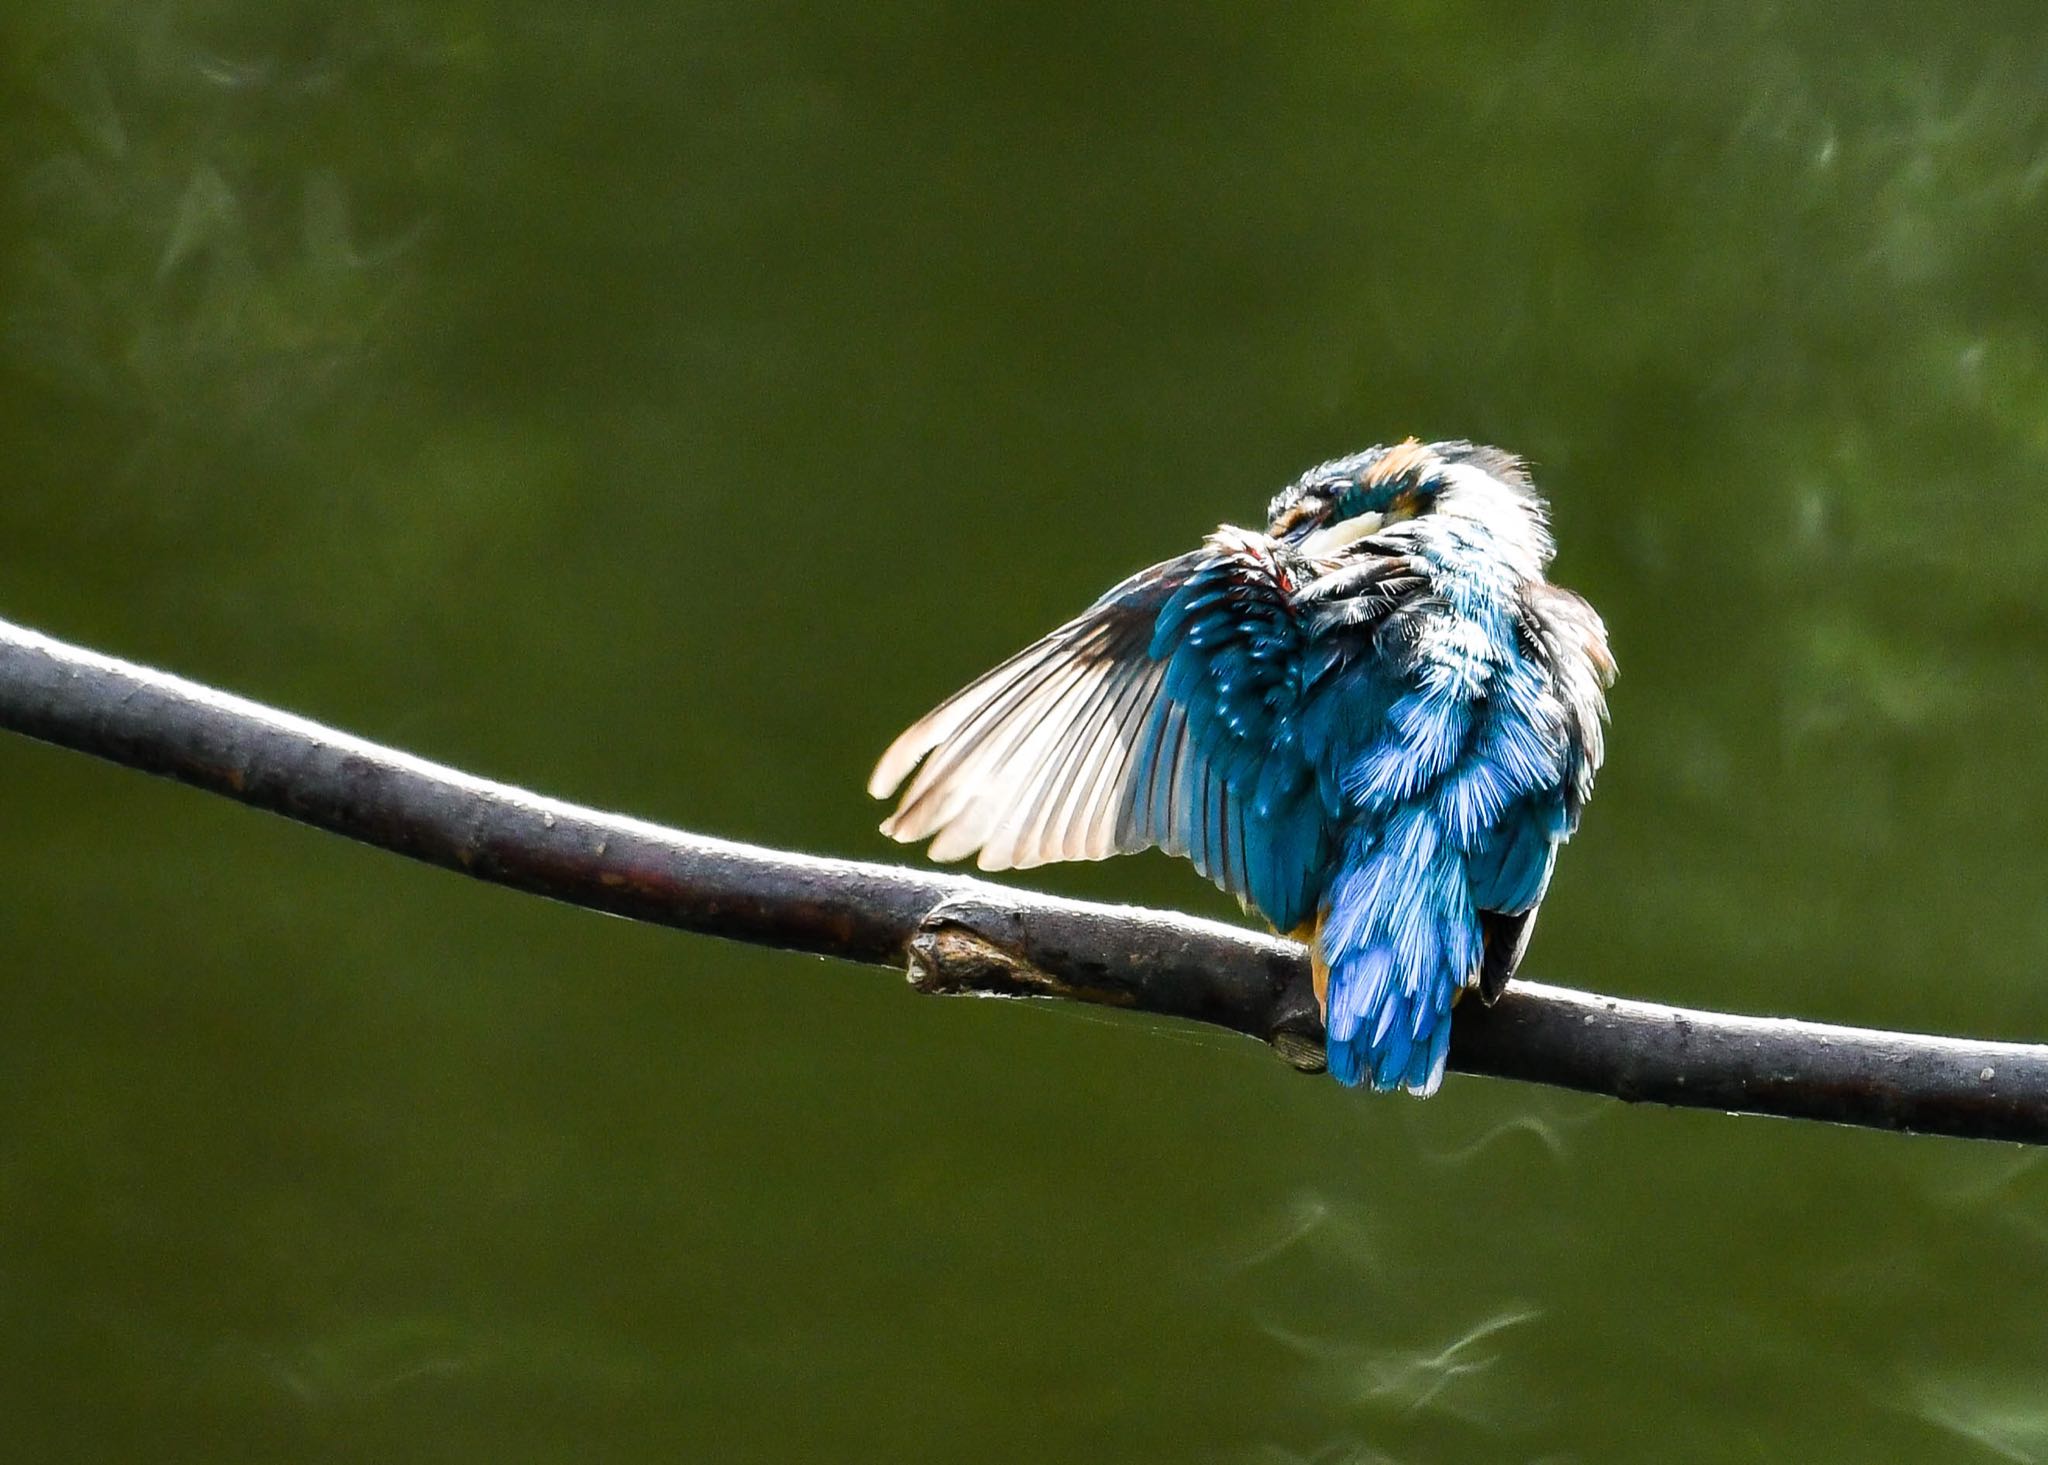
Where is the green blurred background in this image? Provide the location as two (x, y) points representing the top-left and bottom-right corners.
(6, 3), (2048, 1460)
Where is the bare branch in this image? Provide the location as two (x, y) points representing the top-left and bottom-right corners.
(2, 614), (2044, 1144)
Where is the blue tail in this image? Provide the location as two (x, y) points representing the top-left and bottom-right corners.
(1319, 811), (1479, 1095)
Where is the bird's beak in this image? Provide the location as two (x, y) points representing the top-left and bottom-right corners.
(1298, 512), (1384, 558)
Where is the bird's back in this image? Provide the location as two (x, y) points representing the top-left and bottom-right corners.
(1305, 509), (1610, 1091)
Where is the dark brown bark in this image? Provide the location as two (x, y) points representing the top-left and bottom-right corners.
(3, 615), (2044, 1143)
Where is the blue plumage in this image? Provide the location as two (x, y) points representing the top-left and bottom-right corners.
(871, 439), (1613, 1095)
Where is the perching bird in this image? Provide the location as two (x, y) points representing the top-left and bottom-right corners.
(869, 439), (1613, 1095)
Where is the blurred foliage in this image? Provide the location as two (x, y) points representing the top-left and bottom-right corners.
(5, 2), (2048, 1462)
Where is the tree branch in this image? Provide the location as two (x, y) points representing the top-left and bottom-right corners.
(2, 614), (2043, 1144)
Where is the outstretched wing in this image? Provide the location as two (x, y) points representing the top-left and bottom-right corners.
(871, 527), (1348, 931)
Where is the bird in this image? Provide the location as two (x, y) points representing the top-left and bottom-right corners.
(868, 439), (1613, 1095)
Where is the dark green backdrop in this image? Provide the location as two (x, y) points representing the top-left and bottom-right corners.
(6, 3), (2048, 1460)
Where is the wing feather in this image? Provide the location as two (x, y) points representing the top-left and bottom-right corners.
(1039, 655), (1155, 864)
(1060, 659), (1160, 861)
(977, 655), (1110, 867)
(872, 533), (1424, 929)
(1466, 581), (1617, 999)
(914, 655), (1098, 860)
(879, 642), (1078, 836)
(940, 656), (1104, 865)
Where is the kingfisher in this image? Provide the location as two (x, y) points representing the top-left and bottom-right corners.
(869, 440), (1613, 1094)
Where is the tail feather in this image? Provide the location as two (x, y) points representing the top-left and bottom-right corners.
(1319, 813), (1476, 1096)
(1324, 944), (1462, 1095)
(1373, 1024), (1413, 1090)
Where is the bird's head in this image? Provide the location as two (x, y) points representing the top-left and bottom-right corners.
(1266, 437), (1551, 569)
